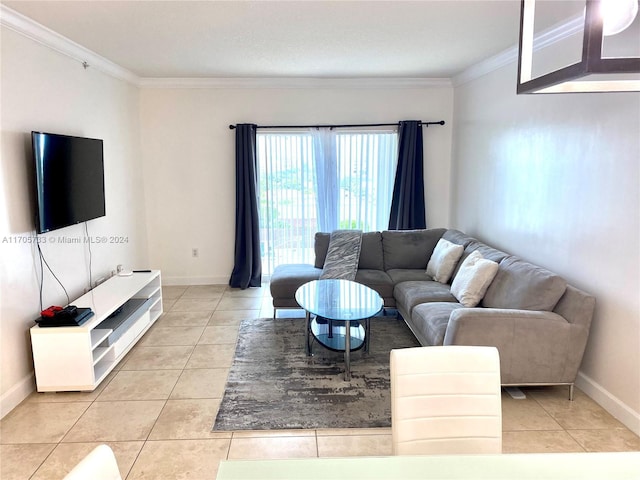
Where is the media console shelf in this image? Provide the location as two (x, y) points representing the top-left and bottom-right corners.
(30, 270), (163, 392)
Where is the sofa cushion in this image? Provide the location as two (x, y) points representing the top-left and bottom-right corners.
(270, 264), (322, 302)
(410, 302), (465, 346)
(358, 232), (384, 270)
(482, 256), (567, 311)
(386, 269), (432, 284)
(314, 232), (330, 268)
(451, 240), (509, 281)
(354, 269), (395, 301)
(314, 231), (384, 270)
(442, 229), (475, 248)
(382, 228), (446, 270)
(394, 280), (457, 315)
(466, 241), (509, 263)
(426, 238), (464, 283)
(450, 251), (499, 307)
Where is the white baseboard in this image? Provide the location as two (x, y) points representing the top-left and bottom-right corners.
(162, 275), (272, 286)
(1, 372), (35, 419)
(162, 276), (228, 286)
(576, 371), (640, 436)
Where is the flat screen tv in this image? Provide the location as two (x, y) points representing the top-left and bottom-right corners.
(32, 131), (106, 234)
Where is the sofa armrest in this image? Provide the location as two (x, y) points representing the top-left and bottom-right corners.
(444, 308), (579, 384)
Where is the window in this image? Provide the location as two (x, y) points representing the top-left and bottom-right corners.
(257, 128), (398, 275)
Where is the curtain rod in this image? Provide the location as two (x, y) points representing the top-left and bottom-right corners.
(228, 120), (445, 130)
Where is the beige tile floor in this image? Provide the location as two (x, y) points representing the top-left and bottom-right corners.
(2, 284), (639, 479)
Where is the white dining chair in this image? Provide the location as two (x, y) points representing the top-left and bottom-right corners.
(63, 444), (122, 480)
(390, 345), (502, 455)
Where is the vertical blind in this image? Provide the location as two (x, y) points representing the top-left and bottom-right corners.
(258, 133), (316, 275)
(257, 128), (398, 275)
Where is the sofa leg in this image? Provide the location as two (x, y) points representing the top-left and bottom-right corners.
(273, 308), (277, 319)
(569, 383), (575, 401)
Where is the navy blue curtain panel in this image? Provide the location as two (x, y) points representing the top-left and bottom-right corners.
(229, 124), (262, 289)
(388, 120), (426, 230)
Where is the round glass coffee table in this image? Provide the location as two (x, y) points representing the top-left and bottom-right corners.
(295, 279), (383, 380)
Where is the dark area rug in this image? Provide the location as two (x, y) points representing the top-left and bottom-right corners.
(213, 315), (420, 431)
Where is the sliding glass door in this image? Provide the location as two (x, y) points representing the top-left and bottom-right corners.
(257, 128), (398, 275)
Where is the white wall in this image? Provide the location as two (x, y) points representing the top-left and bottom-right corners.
(140, 85), (454, 284)
(0, 27), (148, 416)
(451, 63), (640, 432)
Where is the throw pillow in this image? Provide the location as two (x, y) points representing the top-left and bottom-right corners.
(451, 250), (499, 307)
(426, 238), (464, 284)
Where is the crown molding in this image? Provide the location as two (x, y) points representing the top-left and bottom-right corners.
(0, 5), (139, 84)
(2, 2), (582, 91)
(0, 5), (449, 91)
(453, 13), (584, 87)
(137, 76), (452, 89)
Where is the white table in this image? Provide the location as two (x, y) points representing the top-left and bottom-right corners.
(217, 452), (640, 479)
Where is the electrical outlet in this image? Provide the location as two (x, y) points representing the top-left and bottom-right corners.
(192, 248), (199, 258)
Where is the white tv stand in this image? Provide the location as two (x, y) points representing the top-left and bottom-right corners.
(30, 270), (163, 392)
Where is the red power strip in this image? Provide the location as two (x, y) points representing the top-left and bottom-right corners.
(41, 306), (63, 318)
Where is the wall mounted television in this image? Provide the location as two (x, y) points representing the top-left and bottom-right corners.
(32, 131), (106, 234)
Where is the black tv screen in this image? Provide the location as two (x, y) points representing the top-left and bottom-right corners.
(32, 132), (106, 234)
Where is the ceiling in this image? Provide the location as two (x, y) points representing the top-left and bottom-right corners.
(2, 0), (583, 79)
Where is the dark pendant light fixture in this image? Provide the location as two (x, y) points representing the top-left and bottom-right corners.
(517, 0), (640, 93)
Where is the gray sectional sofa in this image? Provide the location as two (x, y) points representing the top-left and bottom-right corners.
(270, 229), (595, 398)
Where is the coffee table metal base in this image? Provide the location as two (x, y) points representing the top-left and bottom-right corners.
(305, 312), (371, 380)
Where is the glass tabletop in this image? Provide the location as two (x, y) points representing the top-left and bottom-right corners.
(295, 279), (383, 322)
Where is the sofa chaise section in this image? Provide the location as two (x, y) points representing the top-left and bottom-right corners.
(270, 264), (321, 311)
